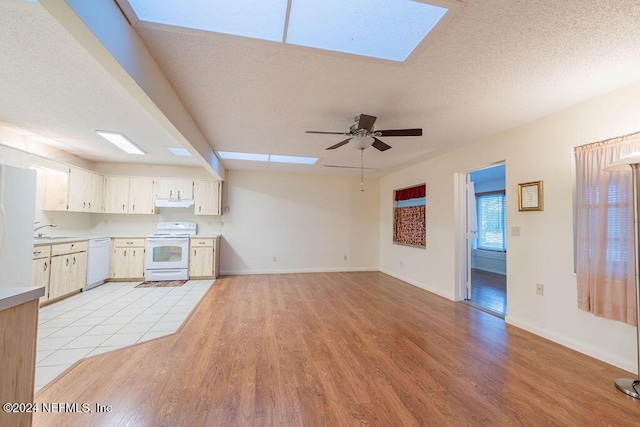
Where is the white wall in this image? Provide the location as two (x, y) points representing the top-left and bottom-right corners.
(220, 170), (380, 274)
(380, 81), (640, 374)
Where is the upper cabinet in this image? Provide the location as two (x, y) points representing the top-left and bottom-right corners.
(193, 180), (222, 216)
(154, 178), (193, 200)
(43, 166), (221, 216)
(44, 167), (103, 212)
(104, 176), (155, 214)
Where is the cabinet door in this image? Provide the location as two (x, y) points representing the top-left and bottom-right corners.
(88, 172), (104, 213)
(189, 247), (213, 277)
(32, 258), (50, 304)
(103, 176), (130, 214)
(68, 167), (91, 211)
(69, 252), (87, 292)
(128, 247), (145, 278)
(49, 255), (69, 299)
(43, 168), (69, 211)
(193, 180), (221, 215)
(111, 247), (129, 279)
(129, 177), (155, 214)
(154, 179), (193, 200)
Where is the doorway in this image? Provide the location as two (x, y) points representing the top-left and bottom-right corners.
(465, 164), (507, 317)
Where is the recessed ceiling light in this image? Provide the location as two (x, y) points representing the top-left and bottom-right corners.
(217, 151), (269, 162)
(96, 130), (145, 155)
(166, 147), (193, 157)
(269, 154), (318, 165)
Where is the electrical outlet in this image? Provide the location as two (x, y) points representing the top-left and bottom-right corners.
(512, 226), (521, 236)
(343, 255), (347, 261)
(536, 283), (544, 295)
(273, 256), (277, 262)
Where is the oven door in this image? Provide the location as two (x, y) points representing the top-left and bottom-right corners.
(145, 237), (189, 270)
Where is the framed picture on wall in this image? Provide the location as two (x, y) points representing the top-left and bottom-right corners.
(518, 180), (543, 211)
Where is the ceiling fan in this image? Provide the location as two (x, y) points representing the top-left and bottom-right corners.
(306, 114), (422, 191)
(306, 114), (422, 151)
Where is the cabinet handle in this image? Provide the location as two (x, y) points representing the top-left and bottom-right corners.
(124, 250), (127, 257)
(88, 202), (91, 209)
(83, 201), (86, 208)
(194, 249), (197, 256)
(170, 190), (173, 199)
(44, 261), (48, 271)
(73, 256), (77, 265)
(132, 204), (135, 211)
(133, 250), (136, 257)
(34, 250), (41, 256)
(123, 204), (126, 211)
(177, 190), (181, 200)
(199, 206), (202, 212)
(66, 258), (69, 266)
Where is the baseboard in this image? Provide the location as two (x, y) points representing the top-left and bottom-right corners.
(219, 267), (379, 276)
(505, 314), (637, 375)
(380, 268), (456, 301)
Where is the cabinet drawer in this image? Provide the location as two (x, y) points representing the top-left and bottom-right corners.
(51, 240), (88, 256)
(190, 238), (214, 247)
(113, 238), (145, 248)
(33, 245), (51, 259)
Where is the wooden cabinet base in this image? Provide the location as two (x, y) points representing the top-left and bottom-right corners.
(0, 299), (38, 427)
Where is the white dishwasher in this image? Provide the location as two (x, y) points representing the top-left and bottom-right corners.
(85, 237), (110, 290)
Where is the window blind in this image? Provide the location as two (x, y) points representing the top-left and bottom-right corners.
(477, 192), (506, 251)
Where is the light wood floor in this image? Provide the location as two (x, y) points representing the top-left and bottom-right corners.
(470, 268), (507, 316)
(34, 272), (639, 426)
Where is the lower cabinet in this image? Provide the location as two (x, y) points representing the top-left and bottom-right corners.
(111, 238), (145, 279)
(32, 246), (51, 305)
(189, 237), (220, 278)
(49, 242), (88, 300)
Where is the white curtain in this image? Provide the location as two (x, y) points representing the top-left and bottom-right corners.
(575, 133), (640, 325)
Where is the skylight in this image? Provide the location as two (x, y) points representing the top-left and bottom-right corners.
(216, 151), (318, 165)
(125, 0), (449, 62)
(166, 147), (193, 157)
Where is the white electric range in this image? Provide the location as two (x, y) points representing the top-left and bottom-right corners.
(145, 221), (196, 281)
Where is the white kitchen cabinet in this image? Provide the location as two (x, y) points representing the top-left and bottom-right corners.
(128, 177), (155, 214)
(32, 245), (51, 305)
(189, 237), (220, 278)
(103, 176), (129, 213)
(103, 176), (155, 214)
(49, 241), (87, 300)
(111, 238), (145, 279)
(154, 178), (193, 200)
(44, 167), (103, 212)
(43, 168), (69, 211)
(193, 180), (222, 216)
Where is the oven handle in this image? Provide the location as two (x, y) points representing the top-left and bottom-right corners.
(146, 237), (189, 242)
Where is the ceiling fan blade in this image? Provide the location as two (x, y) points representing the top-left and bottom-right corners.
(377, 128), (422, 137)
(306, 131), (349, 135)
(357, 114), (377, 131)
(372, 138), (392, 151)
(326, 138), (351, 150)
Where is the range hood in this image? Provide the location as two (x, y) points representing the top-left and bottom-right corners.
(154, 199), (195, 208)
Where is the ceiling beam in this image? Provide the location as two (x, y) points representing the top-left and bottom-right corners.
(38, 0), (225, 180)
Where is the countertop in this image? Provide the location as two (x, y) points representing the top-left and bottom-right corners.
(33, 236), (109, 245)
(0, 287), (45, 311)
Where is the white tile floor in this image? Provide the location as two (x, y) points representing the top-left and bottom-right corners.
(35, 279), (213, 392)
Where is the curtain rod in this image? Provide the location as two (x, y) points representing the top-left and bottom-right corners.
(574, 130), (640, 153)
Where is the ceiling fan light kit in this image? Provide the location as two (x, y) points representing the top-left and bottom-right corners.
(307, 114), (423, 191)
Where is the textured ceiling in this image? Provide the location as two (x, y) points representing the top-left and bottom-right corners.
(1, 0), (640, 176)
(0, 0), (199, 167)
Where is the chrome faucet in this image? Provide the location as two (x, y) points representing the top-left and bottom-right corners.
(34, 222), (57, 237)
